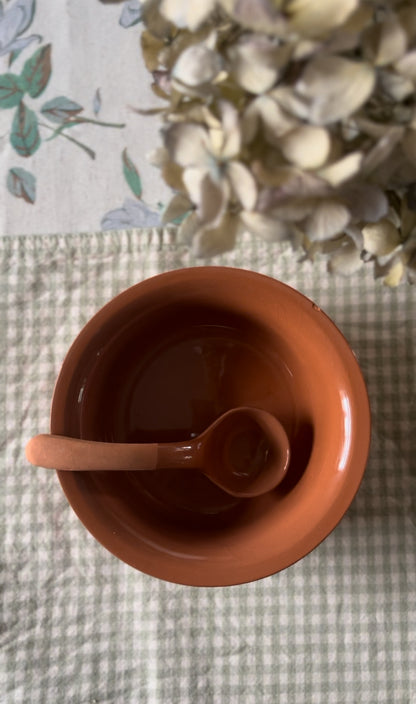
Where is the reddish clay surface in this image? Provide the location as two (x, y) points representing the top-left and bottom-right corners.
(51, 267), (371, 586)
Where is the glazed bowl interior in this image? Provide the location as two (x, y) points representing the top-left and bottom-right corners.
(51, 267), (370, 586)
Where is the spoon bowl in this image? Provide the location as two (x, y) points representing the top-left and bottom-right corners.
(26, 407), (290, 498)
(199, 407), (290, 497)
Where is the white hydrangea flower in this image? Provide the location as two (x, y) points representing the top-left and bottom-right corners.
(159, 0), (217, 31)
(165, 102), (257, 228)
(139, 0), (416, 283)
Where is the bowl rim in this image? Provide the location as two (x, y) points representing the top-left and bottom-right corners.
(52, 266), (371, 587)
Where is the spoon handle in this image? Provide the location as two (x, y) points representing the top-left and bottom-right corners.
(26, 434), (160, 471)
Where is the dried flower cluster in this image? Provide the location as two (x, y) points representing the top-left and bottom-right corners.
(138, 0), (416, 284)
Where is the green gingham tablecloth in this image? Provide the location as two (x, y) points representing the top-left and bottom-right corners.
(1, 230), (415, 704)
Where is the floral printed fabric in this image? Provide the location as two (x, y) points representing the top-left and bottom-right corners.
(0, 0), (168, 235)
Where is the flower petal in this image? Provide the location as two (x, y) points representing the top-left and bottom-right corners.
(401, 198), (416, 237)
(162, 160), (185, 190)
(228, 35), (290, 94)
(242, 95), (297, 144)
(185, 105), (222, 129)
(271, 86), (310, 121)
(162, 193), (193, 225)
(142, 1), (172, 38)
(302, 233), (345, 261)
(140, 30), (165, 71)
(183, 168), (229, 227)
(240, 211), (294, 242)
(170, 78), (215, 99)
(378, 70), (414, 102)
(318, 151), (363, 186)
(172, 43), (223, 86)
(151, 69), (171, 96)
(208, 127), (226, 159)
(147, 146), (186, 190)
(199, 175), (229, 227)
(341, 183), (389, 223)
(159, 26), (213, 70)
(251, 160), (293, 187)
(363, 17), (407, 67)
(177, 211), (201, 243)
(220, 0), (287, 35)
(384, 258), (405, 287)
(352, 117), (391, 140)
(407, 253), (416, 284)
(218, 101), (241, 159)
(165, 123), (210, 167)
(304, 200), (351, 242)
(292, 39), (319, 60)
(401, 129), (416, 165)
(296, 55), (375, 124)
(227, 161), (257, 210)
(268, 198), (316, 222)
(328, 241), (363, 276)
(147, 147), (169, 167)
(359, 125), (404, 176)
(279, 126), (331, 169)
(395, 50), (416, 82)
(182, 165), (206, 201)
(287, 0), (358, 39)
(160, 0), (216, 31)
(325, 5), (372, 52)
(193, 212), (241, 257)
(256, 167), (327, 210)
(344, 224), (363, 251)
(398, 5), (416, 44)
(362, 219), (401, 257)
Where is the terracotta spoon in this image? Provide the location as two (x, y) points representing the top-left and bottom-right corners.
(26, 407), (290, 498)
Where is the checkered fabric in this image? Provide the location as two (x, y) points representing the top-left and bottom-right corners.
(1, 230), (415, 704)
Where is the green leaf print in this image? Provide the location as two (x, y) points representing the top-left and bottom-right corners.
(9, 50), (22, 67)
(11, 102), (41, 157)
(21, 44), (52, 98)
(122, 148), (142, 199)
(41, 96), (83, 123)
(7, 167), (36, 204)
(0, 74), (26, 109)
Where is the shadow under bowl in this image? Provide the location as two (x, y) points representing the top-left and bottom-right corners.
(51, 267), (370, 586)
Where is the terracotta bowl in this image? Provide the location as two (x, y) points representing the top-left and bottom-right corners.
(51, 267), (370, 586)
